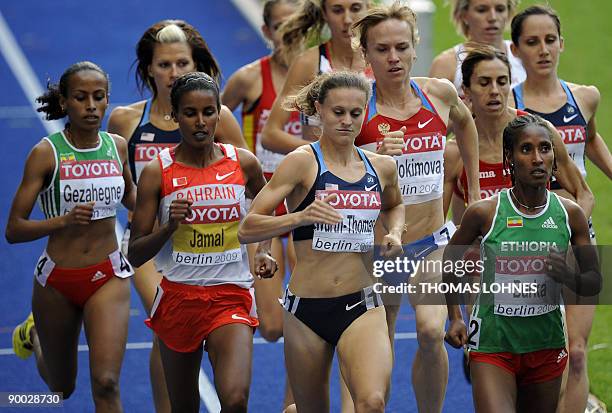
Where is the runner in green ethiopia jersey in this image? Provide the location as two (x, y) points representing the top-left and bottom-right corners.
(443, 114), (600, 413)
(6, 62), (136, 411)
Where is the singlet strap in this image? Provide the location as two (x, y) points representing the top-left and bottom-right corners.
(410, 80), (437, 115)
(367, 82), (378, 122)
(260, 56), (274, 94)
(311, 141), (328, 175)
(222, 143), (238, 161)
(513, 83), (526, 109)
(356, 147), (377, 178)
(159, 147), (174, 169)
(139, 99), (151, 126)
(560, 80), (577, 108)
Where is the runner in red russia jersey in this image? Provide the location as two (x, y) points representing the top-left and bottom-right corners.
(352, 4), (481, 411)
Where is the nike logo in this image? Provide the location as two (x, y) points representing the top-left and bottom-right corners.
(216, 171), (235, 181)
(231, 314), (250, 322)
(365, 184), (378, 191)
(415, 247), (430, 257)
(563, 114), (578, 123)
(345, 299), (365, 311)
(417, 118), (434, 129)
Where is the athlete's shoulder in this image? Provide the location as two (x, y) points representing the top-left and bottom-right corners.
(429, 47), (457, 80)
(236, 146), (259, 164)
(567, 82), (600, 112)
(109, 100), (146, 121)
(31, 136), (55, 157)
(414, 76), (458, 103)
(235, 59), (262, 81)
(467, 196), (498, 217)
(224, 60), (261, 91)
(108, 100), (147, 137)
(107, 132), (128, 153)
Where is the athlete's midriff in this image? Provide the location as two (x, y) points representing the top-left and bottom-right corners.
(45, 218), (118, 268)
(289, 241), (374, 297)
(402, 198), (444, 244)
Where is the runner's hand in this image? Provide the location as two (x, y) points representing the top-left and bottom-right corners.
(253, 250), (278, 279)
(64, 202), (95, 226)
(445, 319), (468, 349)
(377, 126), (406, 156)
(546, 247), (573, 286)
(299, 193), (342, 226)
(167, 199), (193, 231)
(380, 232), (403, 258)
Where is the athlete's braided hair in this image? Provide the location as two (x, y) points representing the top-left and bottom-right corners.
(170, 72), (220, 113)
(135, 20), (221, 97)
(461, 42), (511, 88)
(511, 5), (561, 46)
(36, 61), (109, 120)
(283, 71), (371, 117)
(503, 113), (557, 185)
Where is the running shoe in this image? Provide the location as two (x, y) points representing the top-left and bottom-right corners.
(585, 392), (607, 413)
(12, 313), (34, 359)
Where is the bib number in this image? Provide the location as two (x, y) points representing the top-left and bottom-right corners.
(467, 316), (481, 350)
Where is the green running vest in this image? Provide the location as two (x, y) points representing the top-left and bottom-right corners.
(38, 131), (124, 221)
(468, 189), (569, 353)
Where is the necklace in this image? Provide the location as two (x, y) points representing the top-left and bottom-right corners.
(64, 126), (99, 149)
(509, 188), (547, 211)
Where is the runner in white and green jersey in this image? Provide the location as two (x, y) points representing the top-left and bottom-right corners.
(6, 62), (136, 411)
(38, 130), (125, 221)
(443, 114), (600, 413)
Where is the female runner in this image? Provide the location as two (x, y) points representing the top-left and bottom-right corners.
(128, 72), (276, 413)
(510, 6), (612, 411)
(261, 0), (371, 152)
(8, 61), (135, 412)
(444, 113), (601, 413)
(106, 20), (247, 412)
(352, 3), (480, 411)
(430, 0), (525, 96)
(239, 71), (404, 412)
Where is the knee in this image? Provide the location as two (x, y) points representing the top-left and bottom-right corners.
(91, 374), (120, 402)
(259, 324), (283, 342)
(220, 389), (248, 413)
(416, 322), (445, 349)
(355, 392), (385, 413)
(568, 346), (587, 376)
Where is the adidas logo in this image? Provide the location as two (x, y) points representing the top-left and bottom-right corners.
(557, 349), (568, 363)
(91, 271), (106, 282)
(542, 217), (558, 229)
